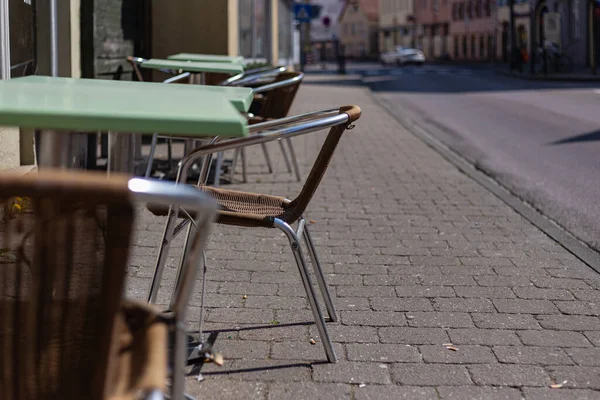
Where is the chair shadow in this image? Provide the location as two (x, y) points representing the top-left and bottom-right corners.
(186, 321), (321, 377)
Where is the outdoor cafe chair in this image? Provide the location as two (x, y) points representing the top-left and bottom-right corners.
(0, 171), (216, 399)
(226, 71), (304, 183)
(146, 105), (362, 363)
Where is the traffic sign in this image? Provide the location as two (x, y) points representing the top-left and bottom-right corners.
(294, 3), (312, 22)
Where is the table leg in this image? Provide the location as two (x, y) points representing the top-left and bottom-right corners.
(108, 132), (134, 174)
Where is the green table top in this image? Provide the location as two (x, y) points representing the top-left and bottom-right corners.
(168, 53), (244, 64)
(0, 76), (248, 137)
(14, 76), (253, 113)
(141, 59), (244, 75)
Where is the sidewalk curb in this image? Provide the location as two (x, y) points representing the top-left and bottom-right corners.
(370, 90), (600, 275)
(495, 67), (600, 82)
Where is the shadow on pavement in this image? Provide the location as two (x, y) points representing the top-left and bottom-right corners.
(550, 129), (600, 145)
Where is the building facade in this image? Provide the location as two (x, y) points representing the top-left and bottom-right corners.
(450, 0), (495, 60)
(415, 0), (452, 59)
(338, 0), (380, 58)
(310, 0), (346, 61)
(379, 0), (416, 52)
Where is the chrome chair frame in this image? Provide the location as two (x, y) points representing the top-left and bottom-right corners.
(129, 178), (217, 399)
(147, 109), (353, 363)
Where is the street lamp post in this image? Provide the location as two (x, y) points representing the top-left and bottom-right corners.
(50, 0), (58, 76)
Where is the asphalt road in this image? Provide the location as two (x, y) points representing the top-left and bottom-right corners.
(353, 63), (600, 252)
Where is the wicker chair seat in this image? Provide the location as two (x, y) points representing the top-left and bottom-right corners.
(148, 186), (290, 228)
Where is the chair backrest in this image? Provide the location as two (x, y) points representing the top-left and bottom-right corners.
(0, 171), (134, 400)
(256, 71), (303, 120)
(283, 105), (362, 223)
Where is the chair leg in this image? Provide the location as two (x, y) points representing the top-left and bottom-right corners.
(278, 140), (293, 174)
(214, 152), (224, 187)
(274, 219), (337, 363)
(148, 206), (180, 303)
(302, 220), (338, 322)
(260, 143), (274, 173)
(229, 148), (241, 182)
(241, 147), (248, 183)
(167, 139), (174, 169)
(145, 133), (158, 178)
(285, 138), (302, 182)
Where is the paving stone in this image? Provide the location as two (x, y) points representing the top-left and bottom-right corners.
(553, 301), (600, 316)
(310, 325), (379, 343)
(370, 297), (433, 312)
(242, 295), (308, 310)
(250, 271), (302, 284)
(336, 286), (396, 298)
(218, 282), (279, 296)
(513, 287), (574, 300)
(493, 266), (549, 277)
(396, 286), (456, 298)
(522, 388), (600, 400)
(565, 347), (600, 366)
(448, 329), (521, 346)
(238, 325), (309, 342)
(454, 286), (516, 299)
(185, 380), (266, 400)
(212, 359), (312, 382)
(530, 276), (590, 290)
(492, 298), (559, 314)
(439, 265), (496, 276)
(493, 346), (573, 365)
(472, 313), (541, 330)
(572, 290), (600, 302)
(420, 275), (478, 286)
(469, 364), (550, 386)
(325, 274), (364, 286)
(546, 366), (600, 389)
(347, 343), (421, 363)
(407, 312), (474, 328)
(334, 297), (372, 311)
(217, 340), (270, 360)
(420, 345), (496, 364)
(354, 385), (438, 400)
(313, 361), (392, 384)
(433, 298), (495, 313)
(267, 383), (352, 400)
(341, 311), (406, 327)
(391, 363), (472, 385)
(334, 264), (389, 276)
(474, 276), (534, 287)
(206, 308), (276, 325)
(270, 341), (345, 361)
(536, 315), (600, 331)
(379, 327), (450, 344)
(518, 330), (593, 347)
(437, 386), (524, 400)
(363, 274), (420, 286)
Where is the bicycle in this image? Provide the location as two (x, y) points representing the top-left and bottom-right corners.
(534, 42), (574, 74)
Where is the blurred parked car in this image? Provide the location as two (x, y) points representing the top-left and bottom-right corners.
(380, 46), (426, 66)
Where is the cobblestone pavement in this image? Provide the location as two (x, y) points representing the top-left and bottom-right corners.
(127, 81), (600, 399)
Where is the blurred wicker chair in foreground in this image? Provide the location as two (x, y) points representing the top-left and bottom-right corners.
(0, 171), (216, 400)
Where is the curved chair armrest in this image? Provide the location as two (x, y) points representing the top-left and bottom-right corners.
(252, 72), (304, 94)
(220, 66), (287, 87)
(175, 106), (360, 184)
